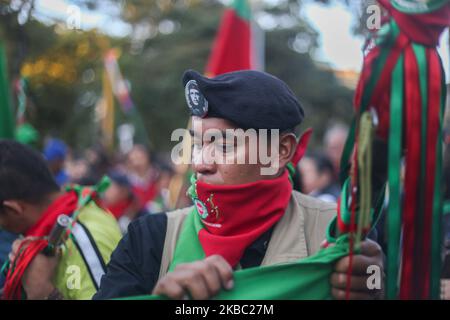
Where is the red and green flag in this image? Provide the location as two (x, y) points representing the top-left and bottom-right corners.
(0, 41), (15, 139)
(339, 0), (450, 300)
(205, 0), (262, 77)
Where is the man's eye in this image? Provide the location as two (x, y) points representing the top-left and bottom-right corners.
(192, 142), (202, 150)
(219, 144), (233, 153)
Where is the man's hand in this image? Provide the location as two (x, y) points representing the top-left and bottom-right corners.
(152, 255), (234, 300)
(9, 237), (60, 300)
(330, 239), (384, 300)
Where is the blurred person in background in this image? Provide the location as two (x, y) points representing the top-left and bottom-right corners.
(299, 152), (340, 203)
(43, 138), (69, 187)
(84, 144), (112, 184)
(65, 154), (90, 184)
(146, 158), (175, 213)
(125, 145), (160, 212)
(0, 140), (122, 299)
(102, 171), (149, 234)
(323, 123), (348, 184)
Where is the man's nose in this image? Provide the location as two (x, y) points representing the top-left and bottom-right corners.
(192, 147), (217, 175)
(192, 161), (216, 175)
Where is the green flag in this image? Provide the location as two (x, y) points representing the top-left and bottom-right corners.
(0, 41), (14, 139)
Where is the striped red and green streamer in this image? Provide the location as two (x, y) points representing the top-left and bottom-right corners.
(340, 0), (449, 300)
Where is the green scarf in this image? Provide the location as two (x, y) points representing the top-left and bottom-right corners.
(121, 216), (350, 300)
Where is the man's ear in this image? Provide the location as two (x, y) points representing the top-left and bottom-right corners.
(278, 133), (298, 169)
(2, 200), (25, 216)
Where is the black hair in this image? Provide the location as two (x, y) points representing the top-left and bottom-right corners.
(0, 140), (59, 207)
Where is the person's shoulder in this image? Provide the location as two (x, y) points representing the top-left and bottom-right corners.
(128, 211), (168, 237)
(127, 206), (193, 240)
(291, 191), (336, 255)
(165, 206), (193, 219)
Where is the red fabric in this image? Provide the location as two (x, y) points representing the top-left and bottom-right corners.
(105, 197), (133, 219)
(351, 0), (448, 300)
(132, 183), (158, 211)
(354, 45), (380, 111)
(24, 191), (78, 237)
(2, 191), (78, 300)
(420, 49), (442, 298)
(205, 9), (252, 77)
(399, 47), (422, 299)
(336, 197), (347, 233)
(291, 128), (312, 166)
(354, 0), (449, 139)
(379, 0), (450, 46)
(194, 170), (292, 267)
(354, 34), (409, 140)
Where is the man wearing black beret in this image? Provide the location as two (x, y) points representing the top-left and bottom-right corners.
(94, 70), (384, 300)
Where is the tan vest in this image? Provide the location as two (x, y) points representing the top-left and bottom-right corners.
(158, 190), (336, 280)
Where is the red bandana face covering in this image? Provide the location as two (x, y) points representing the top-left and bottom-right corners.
(190, 170), (293, 267)
(105, 197), (133, 219)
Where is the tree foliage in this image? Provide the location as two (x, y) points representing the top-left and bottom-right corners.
(0, 0), (354, 152)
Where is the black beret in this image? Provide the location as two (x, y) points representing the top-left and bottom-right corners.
(182, 69), (304, 131)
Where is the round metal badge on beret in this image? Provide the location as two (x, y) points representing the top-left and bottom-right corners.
(185, 80), (208, 117)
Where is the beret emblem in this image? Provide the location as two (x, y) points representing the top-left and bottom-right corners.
(185, 80), (208, 117)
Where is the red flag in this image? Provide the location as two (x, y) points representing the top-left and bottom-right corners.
(205, 0), (256, 77)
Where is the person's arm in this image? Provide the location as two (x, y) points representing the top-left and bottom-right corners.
(7, 237), (60, 300)
(93, 213), (167, 300)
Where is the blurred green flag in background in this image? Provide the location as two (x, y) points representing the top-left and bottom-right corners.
(0, 41), (14, 139)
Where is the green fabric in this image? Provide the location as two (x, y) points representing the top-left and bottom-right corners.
(124, 231), (351, 300)
(339, 178), (351, 227)
(391, 0), (450, 13)
(413, 44), (427, 236)
(168, 208), (205, 272)
(66, 176), (111, 225)
(54, 201), (122, 299)
(216, 235), (350, 300)
(386, 54), (404, 299)
(124, 181), (357, 300)
(444, 201), (450, 216)
(15, 123), (39, 145)
(231, 0), (251, 21)
(339, 26), (395, 186)
(0, 42), (14, 139)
